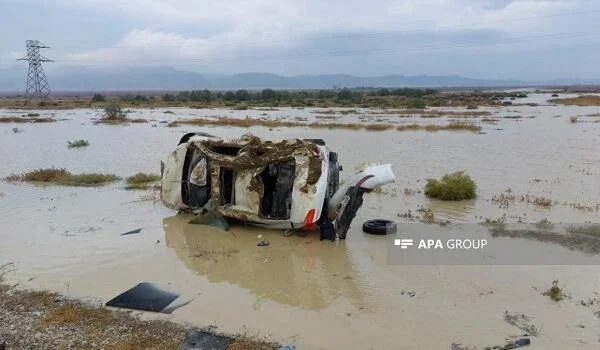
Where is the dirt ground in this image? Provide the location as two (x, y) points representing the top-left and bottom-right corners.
(0, 276), (277, 350)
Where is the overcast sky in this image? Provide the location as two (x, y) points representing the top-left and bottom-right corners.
(1, 0), (599, 80)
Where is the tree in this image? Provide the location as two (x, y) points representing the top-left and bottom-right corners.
(224, 91), (235, 101)
(261, 88), (277, 100)
(235, 89), (250, 101)
(337, 88), (354, 101)
(91, 93), (105, 102)
(162, 93), (176, 102)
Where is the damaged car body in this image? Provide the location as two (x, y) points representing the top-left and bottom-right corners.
(161, 132), (396, 240)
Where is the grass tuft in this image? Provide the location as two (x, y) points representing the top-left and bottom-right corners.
(232, 104), (249, 110)
(532, 196), (553, 207)
(67, 173), (120, 185)
(543, 279), (565, 301)
(364, 123), (394, 131)
(8, 168), (70, 182)
(126, 172), (161, 190)
(397, 122), (481, 132)
(0, 116), (56, 123)
(5, 168), (119, 186)
(425, 171), (476, 200)
(550, 95), (600, 106)
(566, 224), (600, 238)
(67, 139), (90, 148)
(39, 304), (110, 327)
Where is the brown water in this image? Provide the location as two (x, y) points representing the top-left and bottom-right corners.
(1, 93), (600, 349)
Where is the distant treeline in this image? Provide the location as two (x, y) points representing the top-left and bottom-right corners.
(88, 87), (523, 108)
(160, 87), (438, 103)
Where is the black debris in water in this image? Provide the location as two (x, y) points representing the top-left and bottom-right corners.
(120, 228), (142, 236)
(502, 338), (530, 350)
(105, 282), (179, 313)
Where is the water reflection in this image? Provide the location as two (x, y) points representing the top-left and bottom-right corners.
(163, 214), (365, 310)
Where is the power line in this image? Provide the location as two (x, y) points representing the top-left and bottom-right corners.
(57, 28), (600, 64)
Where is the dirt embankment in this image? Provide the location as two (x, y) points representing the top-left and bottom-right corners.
(0, 277), (277, 350)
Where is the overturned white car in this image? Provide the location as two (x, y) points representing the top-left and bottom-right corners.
(161, 132), (395, 240)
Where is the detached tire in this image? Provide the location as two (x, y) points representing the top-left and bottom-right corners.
(362, 219), (397, 235)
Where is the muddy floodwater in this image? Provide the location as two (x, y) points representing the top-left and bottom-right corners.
(1, 93), (600, 349)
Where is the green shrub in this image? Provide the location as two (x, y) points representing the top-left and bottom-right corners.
(543, 280), (565, 301)
(425, 171), (476, 200)
(233, 103), (249, 110)
(67, 139), (90, 148)
(91, 93), (105, 102)
(406, 98), (426, 109)
(102, 100), (127, 121)
(126, 172), (161, 190)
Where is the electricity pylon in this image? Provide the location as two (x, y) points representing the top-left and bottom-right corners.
(17, 40), (53, 101)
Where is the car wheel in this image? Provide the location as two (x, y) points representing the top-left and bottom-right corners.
(362, 219), (397, 235)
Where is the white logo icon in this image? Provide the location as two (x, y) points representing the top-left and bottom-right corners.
(394, 239), (413, 249)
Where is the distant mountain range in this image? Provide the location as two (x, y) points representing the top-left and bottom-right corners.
(1, 65), (599, 92)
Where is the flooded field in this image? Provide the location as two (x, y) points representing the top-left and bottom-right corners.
(1, 93), (600, 349)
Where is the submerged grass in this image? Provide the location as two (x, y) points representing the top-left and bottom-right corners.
(176, 117), (481, 133)
(566, 224), (600, 237)
(126, 172), (161, 190)
(0, 116), (56, 123)
(550, 95), (600, 106)
(397, 122), (481, 132)
(425, 171), (476, 200)
(6, 168), (119, 186)
(67, 139), (90, 148)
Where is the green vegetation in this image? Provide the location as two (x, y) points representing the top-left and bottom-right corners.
(549, 95), (600, 106)
(397, 122), (481, 132)
(5, 168), (119, 186)
(421, 209), (435, 223)
(160, 88), (439, 108)
(425, 171), (476, 200)
(566, 224), (600, 237)
(0, 89), (530, 110)
(0, 116), (56, 123)
(532, 196), (553, 207)
(126, 172), (161, 190)
(91, 93), (105, 102)
(543, 280), (565, 301)
(101, 100), (127, 121)
(67, 139), (90, 148)
(176, 117), (481, 133)
(232, 103), (249, 110)
(406, 98), (426, 109)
